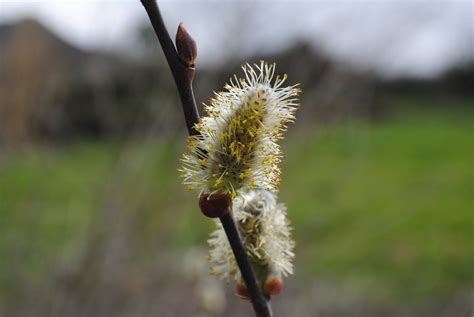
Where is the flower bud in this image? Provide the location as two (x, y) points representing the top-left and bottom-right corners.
(235, 282), (250, 300)
(263, 275), (284, 297)
(199, 193), (232, 218)
(175, 22), (197, 68)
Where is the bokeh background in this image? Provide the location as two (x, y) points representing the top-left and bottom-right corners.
(1, 0), (473, 316)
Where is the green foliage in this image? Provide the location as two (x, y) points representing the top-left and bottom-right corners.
(1, 97), (472, 304)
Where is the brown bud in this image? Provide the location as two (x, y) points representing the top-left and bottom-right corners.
(198, 193), (232, 218)
(235, 282), (250, 301)
(263, 275), (283, 297)
(175, 22), (197, 68)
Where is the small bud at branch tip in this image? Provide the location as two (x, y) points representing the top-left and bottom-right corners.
(176, 22), (197, 68)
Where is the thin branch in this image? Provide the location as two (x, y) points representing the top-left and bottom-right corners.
(139, 1), (273, 316)
(220, 212), (273, 317)
(140, 0), (199, 136)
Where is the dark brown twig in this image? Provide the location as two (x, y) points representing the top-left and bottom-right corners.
(139, 1), (273, 316)
(140, 0), (199, 136)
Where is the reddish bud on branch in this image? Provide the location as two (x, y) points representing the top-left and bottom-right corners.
(236, 282), (250, 300)
(176, 22), (197, 68)
(199, 193), (232, 218)
(263, 276), (283, 297)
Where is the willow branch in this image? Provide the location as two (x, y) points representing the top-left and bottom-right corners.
(139, 1), (273, 316)
(140, 0), (199, 136)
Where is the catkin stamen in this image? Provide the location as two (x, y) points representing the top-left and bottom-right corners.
(180, 61), (299, 196)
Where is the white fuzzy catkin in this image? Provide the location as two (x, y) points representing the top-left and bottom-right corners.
(180, 61), (299, 196)
(208, 189), (295, 282)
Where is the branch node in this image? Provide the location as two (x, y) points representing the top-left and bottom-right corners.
(199, 193), (231, 218)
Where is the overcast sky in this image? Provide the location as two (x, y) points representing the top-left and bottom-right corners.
(1, 0), (472, 78)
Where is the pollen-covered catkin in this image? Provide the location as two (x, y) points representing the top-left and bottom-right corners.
(180, 61), (300, 196)
(207, 189), (295, 285)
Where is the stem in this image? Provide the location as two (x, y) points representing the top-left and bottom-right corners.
(220, 212), (273, 317)
(140, 0), (199, 136)
(139, 1), (273, 316)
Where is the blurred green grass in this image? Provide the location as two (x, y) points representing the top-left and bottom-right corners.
(1, 96), (472, 304)
(282, 101), (473, 300)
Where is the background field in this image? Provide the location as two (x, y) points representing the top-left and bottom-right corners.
(1, 95), (472, 316)
(1, 2), (473, 316)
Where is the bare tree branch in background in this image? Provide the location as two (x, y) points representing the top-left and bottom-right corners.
(139, 0), (273, 316)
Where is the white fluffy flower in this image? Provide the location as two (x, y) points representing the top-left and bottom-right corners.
(208, 189), (295, 282)
(181, 61), (299, 196)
